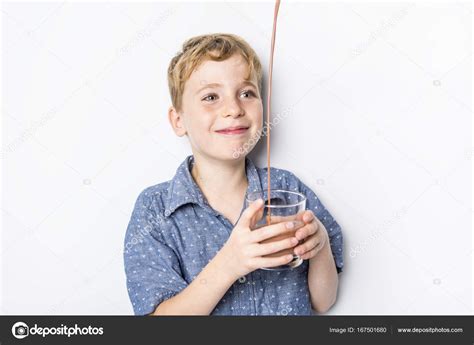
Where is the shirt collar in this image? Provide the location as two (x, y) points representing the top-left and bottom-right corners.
(164, 155), (263, 218)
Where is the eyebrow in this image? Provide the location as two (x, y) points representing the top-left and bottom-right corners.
(195, 81), (258, 95)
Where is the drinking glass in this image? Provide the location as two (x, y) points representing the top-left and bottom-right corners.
(245, 189), (306, 270)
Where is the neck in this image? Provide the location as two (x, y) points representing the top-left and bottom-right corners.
(191, 152), (248, 199)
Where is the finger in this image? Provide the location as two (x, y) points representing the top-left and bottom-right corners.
(239, 199), (265, 228)
(254, 253), (295, 269)
(294, 210), (315, 224)
(249, 204), (265, 229)
(254, 236), (298, 257)
(302, 210), (315, 223)
(249, 219), (306, 243)
(294, 221), (319, 241)
(298, 236), (327, 258)
(293, 235), (319, 256)
(300, 248), (317, 260)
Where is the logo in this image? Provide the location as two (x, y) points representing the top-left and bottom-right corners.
(12, 322), (29, 339)
(11, 321), (104, 339)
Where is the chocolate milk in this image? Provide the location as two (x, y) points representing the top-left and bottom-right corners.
(265, 0), (281, 225)
(261, 1), (303, 261)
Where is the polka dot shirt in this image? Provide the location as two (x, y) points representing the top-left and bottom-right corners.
(124, 155), (344, 315)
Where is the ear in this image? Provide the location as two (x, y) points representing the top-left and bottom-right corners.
(168, 106), (187, 137)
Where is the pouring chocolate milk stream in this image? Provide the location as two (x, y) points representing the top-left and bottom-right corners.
(265, 0), (281, 225)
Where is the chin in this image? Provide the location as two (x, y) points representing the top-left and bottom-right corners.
(215, 150), (248, 162)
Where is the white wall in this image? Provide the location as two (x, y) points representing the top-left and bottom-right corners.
(1, 1), (472, 315)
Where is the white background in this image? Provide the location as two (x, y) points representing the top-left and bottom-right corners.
(1, 1), (472, 315)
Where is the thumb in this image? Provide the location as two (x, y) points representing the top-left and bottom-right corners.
(238, 198), (264, 228)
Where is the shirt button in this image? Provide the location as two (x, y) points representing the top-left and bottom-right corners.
(238, 276), (246, 284)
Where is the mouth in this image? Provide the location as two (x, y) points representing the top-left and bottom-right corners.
(215, 126), (250, 136)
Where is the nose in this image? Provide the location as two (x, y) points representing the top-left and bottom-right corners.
(221, 97), (244, 118)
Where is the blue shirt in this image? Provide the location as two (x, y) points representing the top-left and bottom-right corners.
(124, 155), (344, 315)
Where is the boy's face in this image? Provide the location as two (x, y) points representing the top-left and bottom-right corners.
(169, 53), (263, 162)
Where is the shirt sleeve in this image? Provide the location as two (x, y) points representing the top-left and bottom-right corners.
(124, 190), (188, 315)
(295, 177), (344, 273)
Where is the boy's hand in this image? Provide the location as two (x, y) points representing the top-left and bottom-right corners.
(292, 210), (329, 260)
(219, 199), (306, 280)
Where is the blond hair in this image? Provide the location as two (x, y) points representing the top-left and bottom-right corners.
(167, 33), (263, 113)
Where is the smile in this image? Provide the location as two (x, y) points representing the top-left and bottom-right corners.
(215, 127), (249, 136)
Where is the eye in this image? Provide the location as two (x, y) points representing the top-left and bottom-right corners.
(241, 90), (256, 98)
(202, 93), (218, 102)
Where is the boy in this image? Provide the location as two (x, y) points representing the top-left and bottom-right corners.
(124, 33), (344, 315)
